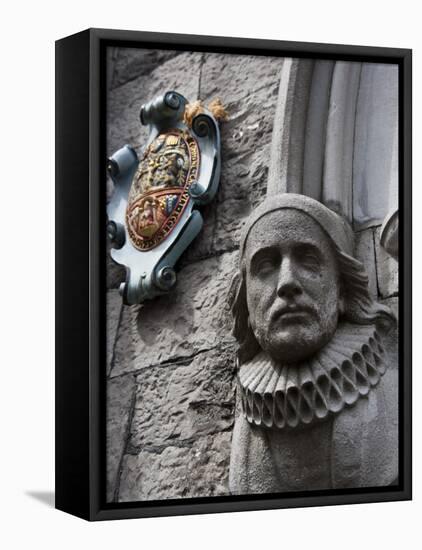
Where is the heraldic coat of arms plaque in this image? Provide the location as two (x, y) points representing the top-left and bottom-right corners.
(107, 91), (225, 304)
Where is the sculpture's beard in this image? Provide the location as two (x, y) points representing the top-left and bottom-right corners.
(238, 322), (387, 430)
(252, 306), (338, 363)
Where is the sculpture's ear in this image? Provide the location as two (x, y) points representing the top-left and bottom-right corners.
(227, 268), (248, 340)
(337, 248), (396, 332)
(227, 267), (260, 365)
(227, 270), (241, 309)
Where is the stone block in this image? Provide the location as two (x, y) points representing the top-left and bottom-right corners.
(212, 148), (271, 255)
(200, 53), (284, 105)
(111, 250), (238, 376)
(109, 47), (181, 90)
(354, 227), (377, 298)
(129, 346), (236, 449)
(216, 86), (279, 163)
(106, 374), (136, 502)
(118, 431), (232, 502)
(374, 226), (399, 298)
(186, 87), (279, 260)
(180, 202), (216, 263)
(107, 52), (202, 159)
(106, 289), (123, 375)
(183, 148), (271, 262)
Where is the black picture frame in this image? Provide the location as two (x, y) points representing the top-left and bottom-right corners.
(55, 28), (412, 521)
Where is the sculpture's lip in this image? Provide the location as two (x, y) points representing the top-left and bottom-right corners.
(279, 311), (307, 318)
(271, 306), (314, 323)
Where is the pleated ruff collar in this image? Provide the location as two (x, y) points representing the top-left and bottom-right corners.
(238, 323), (387, 430)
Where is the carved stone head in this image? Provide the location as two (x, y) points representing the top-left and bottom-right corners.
(244, 208), (340, 362)
(230, 194), (394, 365)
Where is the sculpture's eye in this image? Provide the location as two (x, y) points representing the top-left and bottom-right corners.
(257, 258), (276, 274)
(250, 247), (281, 278)
(252, 250), (280, 277)
(296, 245), (321, 272)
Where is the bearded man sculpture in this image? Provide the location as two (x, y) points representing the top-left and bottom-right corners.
(229, 193), (398, 493)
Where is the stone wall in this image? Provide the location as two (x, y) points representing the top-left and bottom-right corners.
(105, 48), (398, 502)
(106, 47), (284, 502)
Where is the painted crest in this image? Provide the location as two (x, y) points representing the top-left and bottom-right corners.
(107, 91), (226, 305)
(126, 129), (200, 251)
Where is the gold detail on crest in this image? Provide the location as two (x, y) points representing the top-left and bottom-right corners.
(126, 129), (200, 251)
(129, 133), (190, 197)
(165, 134), (179, 146)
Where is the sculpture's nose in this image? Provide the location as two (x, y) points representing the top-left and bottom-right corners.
(277, 256), (302, 299)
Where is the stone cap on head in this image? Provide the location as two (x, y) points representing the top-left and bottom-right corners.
(239, 193), (355, 260)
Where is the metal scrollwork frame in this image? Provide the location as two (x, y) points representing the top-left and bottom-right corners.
(107, 90), (221, 304)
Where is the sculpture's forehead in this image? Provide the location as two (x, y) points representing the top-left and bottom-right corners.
(244, 209), (332, 256)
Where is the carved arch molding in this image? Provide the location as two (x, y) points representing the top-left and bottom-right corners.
(269, 58), (398, 239)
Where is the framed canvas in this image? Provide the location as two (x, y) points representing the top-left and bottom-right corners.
(55, 28), (412, 521)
